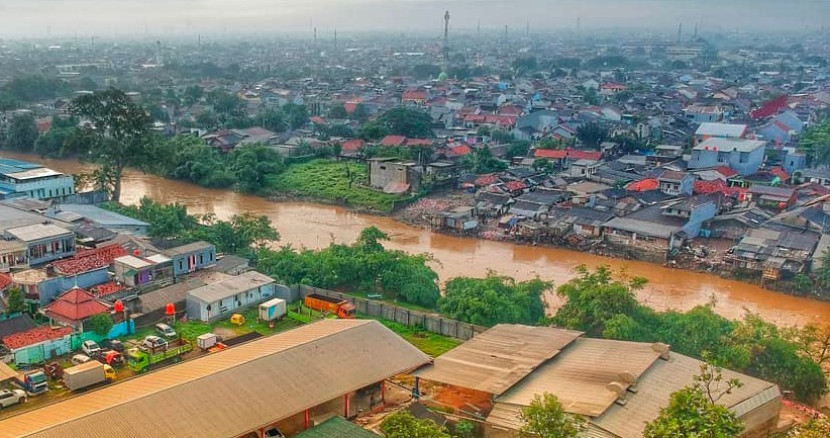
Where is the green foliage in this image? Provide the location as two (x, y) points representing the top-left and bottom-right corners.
(3, 76), (68, 102)
(454, 420), (475, 438)
(327, 104), (348, 119)
(377, 320), (461, 357)
(439, 273), (549, 326)
(518, 393), (584, 438)
(88, 313), (115, 337)
(282, 103), (309, 130)
(506, 140), (532, 158)
(257, 227), (440, 308)
(787, 417), (830, 438)
(576, 122), (608, 148)
(816, 249), (830, 297)
(461, 145), (508, 174)
(363, 107), (434, 139)
(381, 411), (450, 438)
(230, 144), (286, 194)
(6, 288), (25, 315)
(3, 113), (38, 151)
(259, 108), (287, 132)
(643, 364), (744, 438)
(267, 159), (407, 213)
(799, 119), (830, 166)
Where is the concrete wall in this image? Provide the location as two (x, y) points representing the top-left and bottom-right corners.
(683, 202), (718, 238)
(37, 267), (110, 305)
(297, 285), (487, 341)
(172, 247), (216, 276)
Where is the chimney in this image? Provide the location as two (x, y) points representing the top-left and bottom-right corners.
(651, 342), (671, 360)
(606, 381), (628, 405)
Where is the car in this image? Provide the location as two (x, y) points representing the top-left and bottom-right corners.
(263, 428), (285, 438)
(100, 339), (125, 353)
(71, 354), (92, 365)
(81, 340), (101, 357)
(95, 350), (124, 367)
(141, 335), (168, 351)
(0, 389), (26, 409)
(155, 323), (177, 339)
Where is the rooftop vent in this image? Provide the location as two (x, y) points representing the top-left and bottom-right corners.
(651, 342), (671, 360)
(606, 381), (628, 405)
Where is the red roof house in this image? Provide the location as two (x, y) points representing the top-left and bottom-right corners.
(380, 135), (407, 147)
(2, 325), (74, 350)
(53, 244), (127, 276)
(44, 288), (110, 327)
(534, 148), (602, 161)
(402, 90), (428, 102)
(449, 145), (472, 157)
(751, 95), (789, 120)
(341, 139), (366, 153)
(0, 273), (11, 291)
(626, 178), (660, 192)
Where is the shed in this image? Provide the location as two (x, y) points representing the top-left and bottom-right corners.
(164, 241), (216, 277)
(186, 271), (276, 322)
(294, 416), (380, 438)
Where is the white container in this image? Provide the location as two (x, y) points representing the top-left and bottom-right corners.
(259, 298), (287, 322)
(197, 333), (218, 350)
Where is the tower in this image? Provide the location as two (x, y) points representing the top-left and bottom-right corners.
(526, 20), (530, 38)
(442, 11), (450, 74)
(677, 23), (683, 43)
(156, 40), (162, 66)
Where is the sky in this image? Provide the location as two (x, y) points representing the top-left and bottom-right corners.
(0, 0), (827, 39)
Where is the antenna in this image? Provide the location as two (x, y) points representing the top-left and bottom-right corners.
(313, 26), (317, 46)
(156, 40), (162, 66)
(677, 22), (683, 43)
(693, 23), (698, 40)
(443, 11), (451, 72)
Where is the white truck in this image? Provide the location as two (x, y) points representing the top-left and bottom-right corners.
(63, 361), (116, 391)
(259, 298), (287, 322)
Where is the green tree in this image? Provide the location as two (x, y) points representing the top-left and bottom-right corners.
(381, 411), (450, 438)
(328, 104), (348, 119)
(576, 122), (608, 149)
(184, 85), (204, 105)
(283, 103), (309, 130)
(462, 145), (507, 174)
(6, 287), (25, 315)
(374, 107), (434, 138)
(799, 119), (830, 166)
(229, 144), (286, 194)
(350, 103), (370, 122)
(70, 88), (153, 202)
(88, 313), (115, 337)
(532, 158), (553, 173)
(3, 113), (38, 151)
(506, 140), (531, 158)
(518, 392), (584, 438)
(643, 364), (744, 438)
(439, 273), (550, 326)
(787, 417), (830, 438)
(260, 108), (287, 132)
(454, 420), (475, 438)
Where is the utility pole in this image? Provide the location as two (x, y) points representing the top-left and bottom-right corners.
(677, 22), (683, 43)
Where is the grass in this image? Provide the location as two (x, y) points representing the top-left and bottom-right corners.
(267, 159), (411, 213)
(348, 291), (436, 313)
(371, 318), (462, 357)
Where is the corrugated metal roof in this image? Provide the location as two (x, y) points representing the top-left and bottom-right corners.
(164, 241), (214, 257)
(494, 338), (661, 417)
(414, 324), (582, 395)
(0, 319), (430, 438)
(294, 416), (380, 438)
(188, 271), (275, 303)
(6, 223), (72, 242)
(0, 361), (17, 382)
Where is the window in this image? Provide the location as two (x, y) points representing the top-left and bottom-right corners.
(739, 152), (749, 164)
(209, 252), (214, 262)
(179, 260), (184, 270)
(199, 254), (204, 264)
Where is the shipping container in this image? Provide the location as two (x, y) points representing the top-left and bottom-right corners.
(259, 298), (287, 321)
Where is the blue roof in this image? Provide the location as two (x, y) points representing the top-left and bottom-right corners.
(0, 158), (43, 176)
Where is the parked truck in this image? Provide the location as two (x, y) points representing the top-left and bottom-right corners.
(63, 361), (116, 391)
(304, 294), (356, 319)
(127, 339), (192, 373)
(259, 298), (287, 321)
(21, 370), (48, 395)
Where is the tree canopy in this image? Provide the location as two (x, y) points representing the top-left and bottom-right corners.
(439, 272), (549, 326)
(799, 118), (830, 166)
(519, 392), (584, 438)
(576, 122), (608, 149)
(361, 107), (434, 140)
(380, 411), (450, 438)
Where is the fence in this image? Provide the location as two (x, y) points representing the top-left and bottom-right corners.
(296, 285), (487, 341)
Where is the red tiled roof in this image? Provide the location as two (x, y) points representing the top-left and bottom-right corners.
(380, 135), (407, 147)
(402, 91), (427, 101)
(310, 116), (327, 125)
(693, 179), (744, 197)
(715, 166), (739, 178)
(405, 138), (434, 147)
(53, 244), (128, 276)
(769, 166), (790, 181)
(45, 288), (110, 322)
(475, 174), (499, 186)
(450, 145), (472, 156)
(343, 102), (358, 114)
(341, 139), (366, 152)
(94, 281), (124, 298)
(0, 273), (11, 290)
(751, 95), (788, 120)
(3, 325), (74, 350)
(504, 181), (528, 191)
(534, 148), (602, 161)
(626, 178), (660, 192)
(498, 105), (523, 116)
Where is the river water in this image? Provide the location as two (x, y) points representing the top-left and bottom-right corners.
(7, 152), (830, 326)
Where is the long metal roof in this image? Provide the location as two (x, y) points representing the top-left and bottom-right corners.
(414, 324), (582, 395)
(0, 319), (430, 438)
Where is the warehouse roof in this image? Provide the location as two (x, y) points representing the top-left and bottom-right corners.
(0, 319), (430, 438)
(164, 241), (214, 257)
(6, 223), (73, 242)
(55, 204), (150, 228)
(188, 270), (274, 303)
(414, 324), (582, 395)
(294, 416), (380, 438)
(695, 123), (747, 138)
(694, 137), (766, 153)
(138, 279), (206, 312)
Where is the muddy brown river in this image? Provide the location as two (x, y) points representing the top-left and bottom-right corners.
(7, 152), (830, 326)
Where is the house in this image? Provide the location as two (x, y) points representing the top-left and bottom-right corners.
(164, 241), (216, 277)
(604, 205), (687, 255)
(568, 159), (601, 178)
(510, 200), (549, 220)
(49, 204), (150, 236)
(2, 325), (75, 365)
(709, 208), (771, 241)
(113, 253), (173, 287)
(186, 271), (276, 322)
(729, 226), (819, 280)
(687, 138), (767, 176)
(402, 90), (428, 105)
(294, 416), (380, 438)
(367, 158), (417, 194)
(130, 279), (206, 327)
(694, 123), (747, 144)
(748, 185), (797, 210)
(653, 145), (683, 160)
(43, 287), (110, 331)
(440, 207), (478, 233)
(534, 148), (602, 169)
(560, 207), (615, 237)
(684, 104), (723, 123)
(0, 157), (75, 200)
(657, 170), (694, 196)
(662, 193), (723, 238)
(379, 135), (407, 147)
(797, 168), (830, 186)
(476, 192), (513, 217)
(5, 223), (76, 266)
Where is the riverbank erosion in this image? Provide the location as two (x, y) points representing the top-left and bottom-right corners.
(5, 151), (830, 326)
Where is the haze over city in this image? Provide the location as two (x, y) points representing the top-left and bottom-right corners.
(0, 0), (828, 38)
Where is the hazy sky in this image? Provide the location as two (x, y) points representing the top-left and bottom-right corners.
(0, 0), (827, 38)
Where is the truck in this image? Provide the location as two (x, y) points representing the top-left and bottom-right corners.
(259, 298), (287, 321)
(63, 361), (116, 391)
(127, 339), (192, 373)
(197, 333), (220, 350)
(304, 294), (356, 319)
(21, 370), (48, 395)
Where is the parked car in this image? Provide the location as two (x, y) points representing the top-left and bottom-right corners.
(0, 389), (26, 409)
(81, 340), (101, 357)
(95, 350), (125, 367)
(155, 323), (177, 339)
(100, 339), (125, 353)
(141, 336), (168, 351)
(263, 428), (285, 438)
(71, 354), (92, 365)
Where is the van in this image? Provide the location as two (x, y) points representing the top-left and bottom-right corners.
(155, 323), (177, 338)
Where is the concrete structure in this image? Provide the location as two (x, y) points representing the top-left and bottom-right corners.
(367, 158), (417, 194)
(186, 271), (276, 322)
(694, 123), (747, 144)
(164, 241), (216, 277)
(50, 204), (150, 236)
(0, 158), (74, 200)
(4, 223), (76, 266)
(0, 319), (430, 438)
(113, 253), (173, 287)
(687, 138), (767, 176)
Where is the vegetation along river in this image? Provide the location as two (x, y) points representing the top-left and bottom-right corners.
(10, 152), (830, 326)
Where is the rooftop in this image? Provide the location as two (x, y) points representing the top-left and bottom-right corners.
(6, 223), (73, 243)
(0, 319), (429, 438)
(54, 204), (150, 228)
(44, 288), (110, 323)
(693, 138), (767, 153)
(163, 241), (214, 257)
(294, 416), (380, 438)
(695, 122), (747, 138)
(2, 325), (74, 350)
(52, 244), (128, 276)
(188, 270), (275, 303)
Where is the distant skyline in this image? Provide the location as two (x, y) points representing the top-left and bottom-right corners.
(0, 0), (827, 39)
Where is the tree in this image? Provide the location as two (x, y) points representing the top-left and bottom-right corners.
(259, 108), (287, 132)
(440, 273), (549, 326)
(350, 103), (370, 122)
(788, 417), (830, 438)
(380, 411), (450, 438)
(643, 364), (744, 438)
(88, 313), (115, 337)
(532, 158), (553, 173)
(576, 122), (608, 149)
(327, 104), (348, 119)
(283, 103), (309, 130)
(799, 119), (830, 166)
(454, 420), (475, 438)
(71, 88), (153, 202)
(816, 248), (830, 295)
(506, 140), (531, 158)
(785, 323), (830, 368)
(462, 145), (508, 174)
(518, 393), (584, 438)
(3, 113), (38, 151)
(229, 144), (286, 194)
(375, 107), (434, 138)
(6, 287), (24, 315)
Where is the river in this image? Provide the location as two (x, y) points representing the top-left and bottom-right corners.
(7, 152), (830, 326)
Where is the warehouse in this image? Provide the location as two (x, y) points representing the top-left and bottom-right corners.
(186, 270), (276, 322)
(0, 319), (430, 438)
